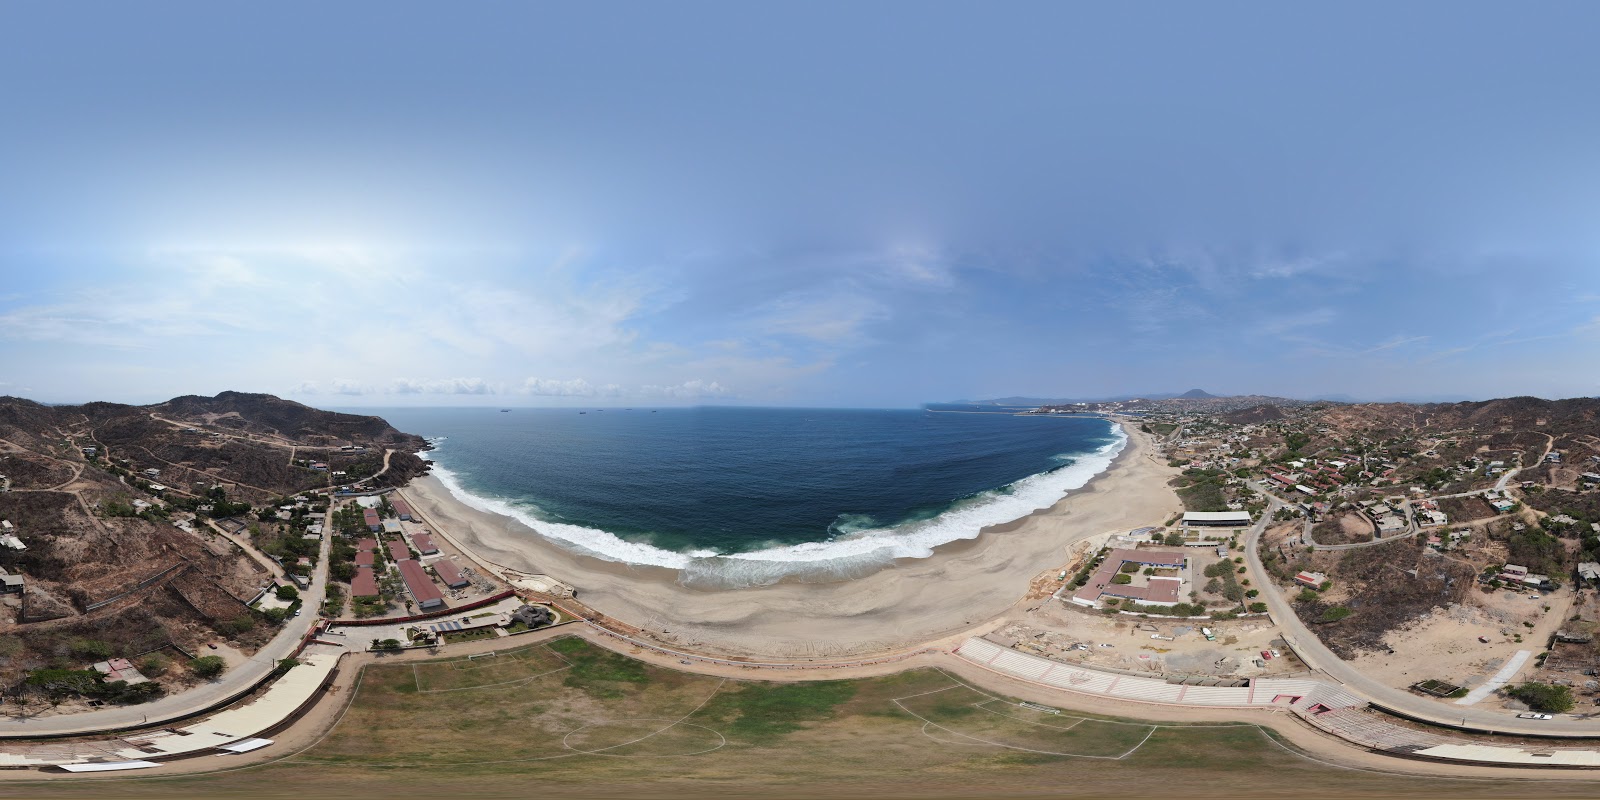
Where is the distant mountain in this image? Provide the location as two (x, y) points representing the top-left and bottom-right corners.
(1177, 389), (1216, 399)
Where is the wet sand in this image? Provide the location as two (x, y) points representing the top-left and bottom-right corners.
(400, 421), (1182, 658)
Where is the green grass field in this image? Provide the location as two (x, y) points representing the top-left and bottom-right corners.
(16, 637), (1600, 799)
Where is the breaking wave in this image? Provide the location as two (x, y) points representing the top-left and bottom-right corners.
(428, 422), (1127, 589)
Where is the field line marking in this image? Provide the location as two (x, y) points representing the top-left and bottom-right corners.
(891, 697), (1128, 759)
(1116, 725), (1159, 759)
(576, 677), (729, 755)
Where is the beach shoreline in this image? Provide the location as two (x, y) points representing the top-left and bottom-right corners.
(400, 419), (1181, 658)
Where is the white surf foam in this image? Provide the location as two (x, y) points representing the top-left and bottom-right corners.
(427, 421), (1129, 585)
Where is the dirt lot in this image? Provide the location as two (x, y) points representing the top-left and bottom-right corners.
(1312, 512), (1374, 545)
(993, 602), (1302, 679)
(1346, 586), (1567, 699)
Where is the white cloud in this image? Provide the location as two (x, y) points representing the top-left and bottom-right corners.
(289, 379), (373, 395)
(639, 379), (728, 399)
(519, 377), (617, 397)
(389, 377), (494, 395)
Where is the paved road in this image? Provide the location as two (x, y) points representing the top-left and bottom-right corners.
(1243, 497), (1599, 736)
(0, 506), (335, 737)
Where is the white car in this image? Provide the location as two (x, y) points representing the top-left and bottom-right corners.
(1516, 712), (1553, 720)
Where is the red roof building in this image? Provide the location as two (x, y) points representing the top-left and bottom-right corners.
(350, 567), (379, 598)
(396, 559), (444, 609)
(412, 533), (439, 555)
(433, 559), (469, 588)
(391, 497), (415, 521)
(362, 508), (381, 531)
(355, 550), (375, 567)
(387, 540), (412, 562)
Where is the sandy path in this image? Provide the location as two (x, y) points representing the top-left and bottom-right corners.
(401, 422), (1182, 659)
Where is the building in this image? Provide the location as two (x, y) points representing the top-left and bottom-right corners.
(0, 569), (23, 594)
(1294, 571), (1328, 589)
(350, 567), (379, 598)
(1182, 511), (1251, 527)
(362, 508), (381, 531)
(510, 604), (553, 629)
(1069, 548), (1187, 608)
(0, 533), (24, 550)
(426, 613), (505, 636)
(396, 559), (445, 609)
(432, 559), (470, 589)
(412, 532), (439, 555)
(1578, 562), (1600, 586)
(387, 540), (412, 562)
(142, 468), (161, 478)
(391, 497), (415, 521)
(91, 658), (149, 685)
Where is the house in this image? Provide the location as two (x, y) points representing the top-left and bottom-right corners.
(0, 570), (23, 593)
(412, 532), (439, 555)
(0, 533), (25, 550)
(91, 658), (148, 685)
(1294, 571), (1328, 589)
(363, 508), (381, 531)
(142, 468), (161, 478)
(391, 497), (415, 521)
(1578, 562), (1600, 586)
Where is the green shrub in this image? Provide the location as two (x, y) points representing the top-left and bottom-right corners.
(190, 656), (227, 678)
(1508, 682), (1574, 713)
(1320, 606), (1352, 623)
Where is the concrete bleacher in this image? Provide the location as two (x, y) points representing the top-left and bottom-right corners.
(956, 636), (1600, 769)
(957, 637), (1354, 713)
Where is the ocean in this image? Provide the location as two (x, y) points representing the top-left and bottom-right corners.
(369, 406), (1124, 587)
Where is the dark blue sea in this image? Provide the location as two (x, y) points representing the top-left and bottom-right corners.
(368, 406), (1123, 586)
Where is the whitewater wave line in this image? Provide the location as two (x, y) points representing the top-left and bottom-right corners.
(425, 423), (1128, 587)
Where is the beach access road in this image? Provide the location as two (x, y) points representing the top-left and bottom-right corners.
(1243, 496), (1599, 737)
(0, 506), (337, 738)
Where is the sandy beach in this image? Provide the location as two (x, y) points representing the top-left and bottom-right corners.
(401, 421), (1181, 659)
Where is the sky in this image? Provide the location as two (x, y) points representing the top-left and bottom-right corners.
(3, 2), (1600, 408)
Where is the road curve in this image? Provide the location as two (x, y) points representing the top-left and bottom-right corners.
(1243, 497), (1598, 737)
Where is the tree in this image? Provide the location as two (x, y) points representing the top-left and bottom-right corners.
(191, 656), (227, 679)
(1508, 682), (1574, 713)
(275, 584), (299, 601)
(1111, 573), (1133, 585)
(1249, 602), (1268, 613)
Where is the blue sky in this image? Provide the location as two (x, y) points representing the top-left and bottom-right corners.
(3, 2), (1599, 407)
